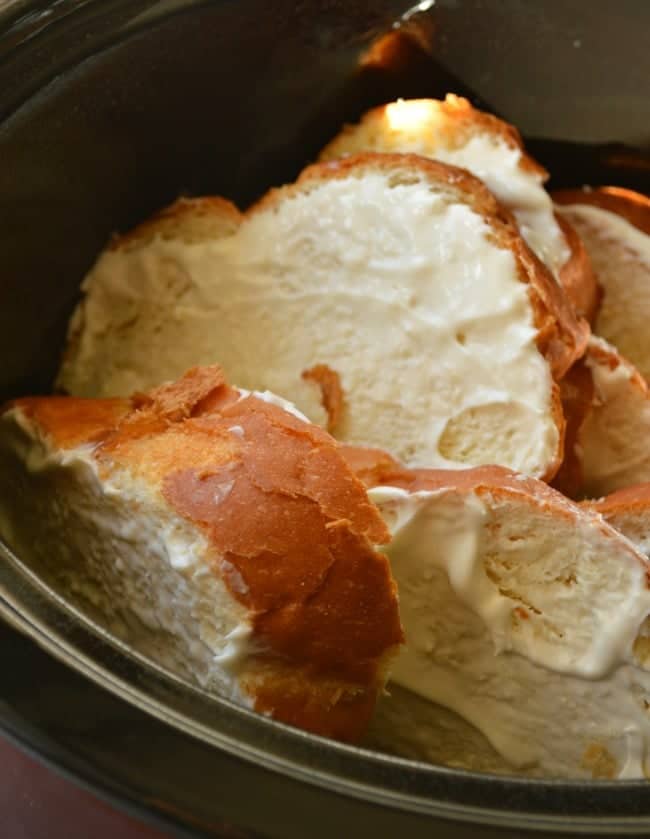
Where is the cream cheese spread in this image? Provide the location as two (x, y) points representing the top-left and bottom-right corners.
(59, 173), (558, 475)
(369, 483), (650, 777)
(373, 99), (571, 276)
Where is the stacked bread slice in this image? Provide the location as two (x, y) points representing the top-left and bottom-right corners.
(0, 365), (402, 740)
(555, 187), (650, 377)
(351, 459), (650, 779)
(548, 190), (650, 499)
(57, 153), (587, 478)
(553, 336), (650, 498)
(2, 94), (649, 776)
(320, 94), (600, 321)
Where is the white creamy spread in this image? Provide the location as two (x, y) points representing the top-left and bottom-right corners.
(0, 408), (255, 700)
(369, 483), (650, 777)
(558, 202), (650, 379)
(375, 100), (570, 276)
(59, 173), (557, 476)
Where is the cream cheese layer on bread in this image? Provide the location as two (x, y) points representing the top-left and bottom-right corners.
(58, 154), (586, 478)
(0, 366), (402, 742)
(319, 96), (598, 320)
(555, 189), (650, 378)
(321, 97), (567, 274)
(361, 463), (650, 778)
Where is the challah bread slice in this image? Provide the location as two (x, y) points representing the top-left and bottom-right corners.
(319, 95), (599, 321)
(553, 336), (650, 499)
(0, 366), (402, 741)
(555, 187), (650, 378)
(356, 459), (650, 778)
(57, 153), (588, 478)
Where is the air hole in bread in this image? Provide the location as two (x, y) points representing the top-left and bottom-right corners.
(438, 403), (539, 469)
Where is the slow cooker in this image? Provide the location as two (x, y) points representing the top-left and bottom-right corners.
(1, 1), (649, 836)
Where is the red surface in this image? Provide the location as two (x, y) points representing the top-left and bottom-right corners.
(0, 735), (171, 839)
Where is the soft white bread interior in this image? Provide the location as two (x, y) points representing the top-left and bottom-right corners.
(319, 95), (599, 321)
(555, 187), (650, 377)
(57, 153), (587, 478)
(553, 336), (650, 499)
(0, 366), (403, 742)
(352, 458), (650, 778)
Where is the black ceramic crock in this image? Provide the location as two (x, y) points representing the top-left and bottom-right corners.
(1, 2), (649, 837)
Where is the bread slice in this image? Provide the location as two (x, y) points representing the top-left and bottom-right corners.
(319, 95), (599, 321)
(586, 486), (650, 673)
(555, 187), (650, 378)
(60, 197), (243, 392)
(356, 459), (650, 778)
(553, 336), (650, 499)
(587, 484), (650, 558)
(0, 365), (402, 741)
(58, 153), (588, 478)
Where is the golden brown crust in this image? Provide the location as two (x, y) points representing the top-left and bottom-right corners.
(110, 196), (243, 251)
(252, 152), (588, 384)
(319, 95), (548, 178)
(587, 483), (650, 515)
(339, 444), (403, 488)
(9, 396), (131, 449)
(353, 458), (574, 510)
(9, 366), (402, 740)
(243, 662), (378, 742)
(301, 364), (345, 433)
(554, 187), (650, 236)
(130, 365), (230, 421)
(355, 458), (650, 570)
(556, 213), (602, 323)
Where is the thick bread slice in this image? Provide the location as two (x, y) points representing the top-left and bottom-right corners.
(553, 336), (650, 499)
(357, 459), (650, 778)
(60, 198), (243, 381)
(0, 366), (402, 741)
(319, 95), (599, 320)
(555, 187), (650, 378)
(58, 153), (588, 478)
